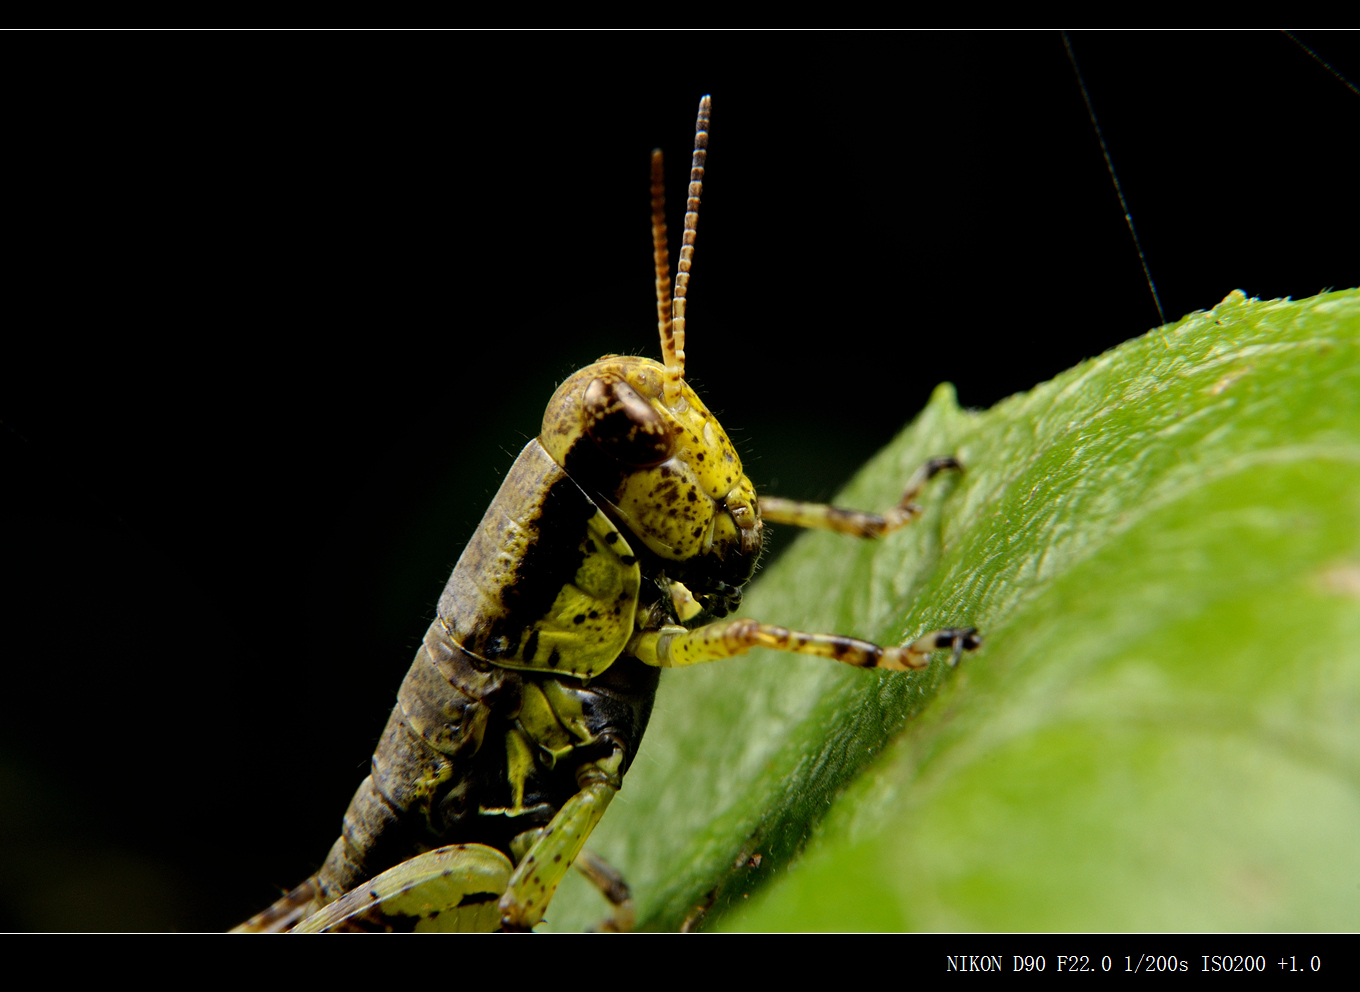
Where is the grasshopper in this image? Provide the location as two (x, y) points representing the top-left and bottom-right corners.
(234, 95), (978, 933)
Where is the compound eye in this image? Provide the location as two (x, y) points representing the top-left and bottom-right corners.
(583, 377), (674, 467)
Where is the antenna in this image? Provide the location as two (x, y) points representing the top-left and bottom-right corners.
(663, 94), (710, 406)
(651, 149), (673, 373)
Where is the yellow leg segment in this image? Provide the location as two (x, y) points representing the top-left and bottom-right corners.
(499, 753), (622, 931)
(631, 618), (980, 672)
(758, 455), (962, 538)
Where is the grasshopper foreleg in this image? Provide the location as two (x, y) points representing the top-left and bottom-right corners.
(757, 455), (962, 538)
(631, 620), (980, 672)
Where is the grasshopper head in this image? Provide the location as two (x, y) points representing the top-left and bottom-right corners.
(540, 355), (761, 611)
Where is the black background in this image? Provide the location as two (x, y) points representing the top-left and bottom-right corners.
(2, 30), (1357, 931)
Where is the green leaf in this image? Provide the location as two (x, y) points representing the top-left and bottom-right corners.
(542, 289), (1360, 932)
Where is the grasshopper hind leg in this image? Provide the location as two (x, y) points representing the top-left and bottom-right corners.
(289, 843), (515, 933)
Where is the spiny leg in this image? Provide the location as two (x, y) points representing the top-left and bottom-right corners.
(758, 455), (962, 538)
(631, 618), (980, 672)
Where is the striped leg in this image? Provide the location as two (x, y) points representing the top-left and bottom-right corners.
(631, 618), (980, 672)
(758, 456), (962, 538)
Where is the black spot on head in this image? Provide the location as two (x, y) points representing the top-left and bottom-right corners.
(697, 452), (705, 461)
(605, 532), (619, 544)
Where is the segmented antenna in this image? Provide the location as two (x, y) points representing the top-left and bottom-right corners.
(651, 149), (673, 367)
(663, 94), (710, 406)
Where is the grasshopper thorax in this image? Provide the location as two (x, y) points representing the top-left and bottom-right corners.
(540, 355), (762, 611)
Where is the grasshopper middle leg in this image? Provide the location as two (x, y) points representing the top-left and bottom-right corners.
(498, 751), (624, 931)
